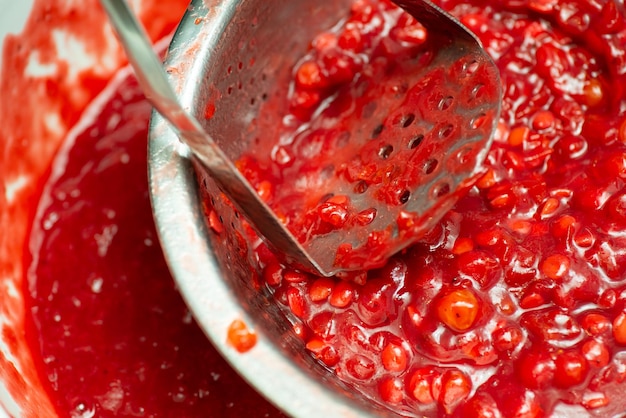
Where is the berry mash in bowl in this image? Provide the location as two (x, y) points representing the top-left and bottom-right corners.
(156, 0), (626, 416)
(0, 0), (289, 416)
(2, 0), (626, 417)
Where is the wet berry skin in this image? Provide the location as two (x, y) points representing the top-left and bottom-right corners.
(200, 0), (626, 416)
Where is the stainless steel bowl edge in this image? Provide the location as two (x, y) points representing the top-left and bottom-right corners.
(148, 0), (385, 416)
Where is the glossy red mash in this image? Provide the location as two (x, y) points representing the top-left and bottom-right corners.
(9, 0), (626, 416)
(1, 0), (285, 416)
(220, 0), (626, 416)
(27, 73), (285, 417)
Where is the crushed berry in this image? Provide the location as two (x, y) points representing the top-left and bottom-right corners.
(26, 74), (285, 417)
(227, 319), (258, 353)
(200, 0), (626, 415)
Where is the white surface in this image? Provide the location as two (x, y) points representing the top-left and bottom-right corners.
(0, 0), (32, 69)
(0, 0), (31, 34)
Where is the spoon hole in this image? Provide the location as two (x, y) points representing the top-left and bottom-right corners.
(399, 190), (411, 204)
(379, 144), (393, 159)
(393, 112), (415, 128)
(354, 181), (368, 194)
(408, 134), (424, 149)
(456, 144), (474, 165)
(438, 96), (454, 111)
(463, 59), (479, 76)
(432, 182), (451, 198)
(471, 83), (485, 99)
(363, 102), (377, 119)
(423, 158), (438, 175)
(371, 124), (384, 139)
(439, 124), (454, 138)
(470, 113), (487, 130)
(337, 131), (350, 148)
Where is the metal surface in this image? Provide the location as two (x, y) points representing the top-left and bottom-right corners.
(145, 0), (500, 416)
(285, 0), (503, 271)
(148, 0), (384, 416)
(103, 0), (501, 277)
(100, 0), (328, 275)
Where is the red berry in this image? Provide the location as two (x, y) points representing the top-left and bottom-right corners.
(378, 377), (404, 404)
(516, 349), (556, 389)
(306, 338), (340, 367)
(227, 319), (258, 353)
(308, 311), (336, 339)
(554, 135), (588, 161)
(283, 269), (309, 283)
(439, 369), (472, 414)
(531, 110), (555, 131)
(329, 281), (355, 308)
(583, 392), (610, 409)
(461, 392), (500, 418)
(581, 313), (611, 336)
(553, 350), (589, 388)
(436, 288), (480, 332)
(357, 278), (394, 326)
(346, 354), (376, 380)
(338, 23), (364, 52)
(287, 287), (307, 318)
(312, 32), (338, 51)
(296, 61), (327, 89)
(582, 339), (610, 368)
(451, 237), (474, 255)
(508, 125), (530, 147)
(317, 200), (349, 228)
(540, 254), (570, 280)
(613, 311), (626, 345)
(407, 367), (441, 404)
(309, 277), (336, 302)
(381, 342), (408, 372)
(457, 250), (501, 288)
(493, 324), (524, 354)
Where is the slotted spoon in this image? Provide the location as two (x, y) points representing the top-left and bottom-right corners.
(100, 0), (501, 276)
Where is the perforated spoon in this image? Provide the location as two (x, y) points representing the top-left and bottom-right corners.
(100, 0), (501, 276)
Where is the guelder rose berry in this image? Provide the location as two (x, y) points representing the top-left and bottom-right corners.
(227, 319), (258, 353)
(211, 0), (626, 415)
(436, 288), (479, 332)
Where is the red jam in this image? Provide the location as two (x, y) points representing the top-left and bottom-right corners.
(238, 1), (500, 272)
(14, 0), (626, 416)
(25, 71), (286, 417)
(7, 1), (284, 415)
(206, 0), (626, 416)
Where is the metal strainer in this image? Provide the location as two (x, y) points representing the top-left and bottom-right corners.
(105, 0), (501, 278)
(144, 0), (500, 416)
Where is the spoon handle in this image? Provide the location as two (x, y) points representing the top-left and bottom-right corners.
(99, 0), (218, 164)
(99, 0), (323, 274)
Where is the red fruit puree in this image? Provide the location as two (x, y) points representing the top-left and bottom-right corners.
(6, 0), (626, 417)
(27, 71), (286, 417)
(2, 0), (284, 417)
(210, 0), (626, 416)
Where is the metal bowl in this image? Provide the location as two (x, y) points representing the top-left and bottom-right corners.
(148, 0), (382, 416)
